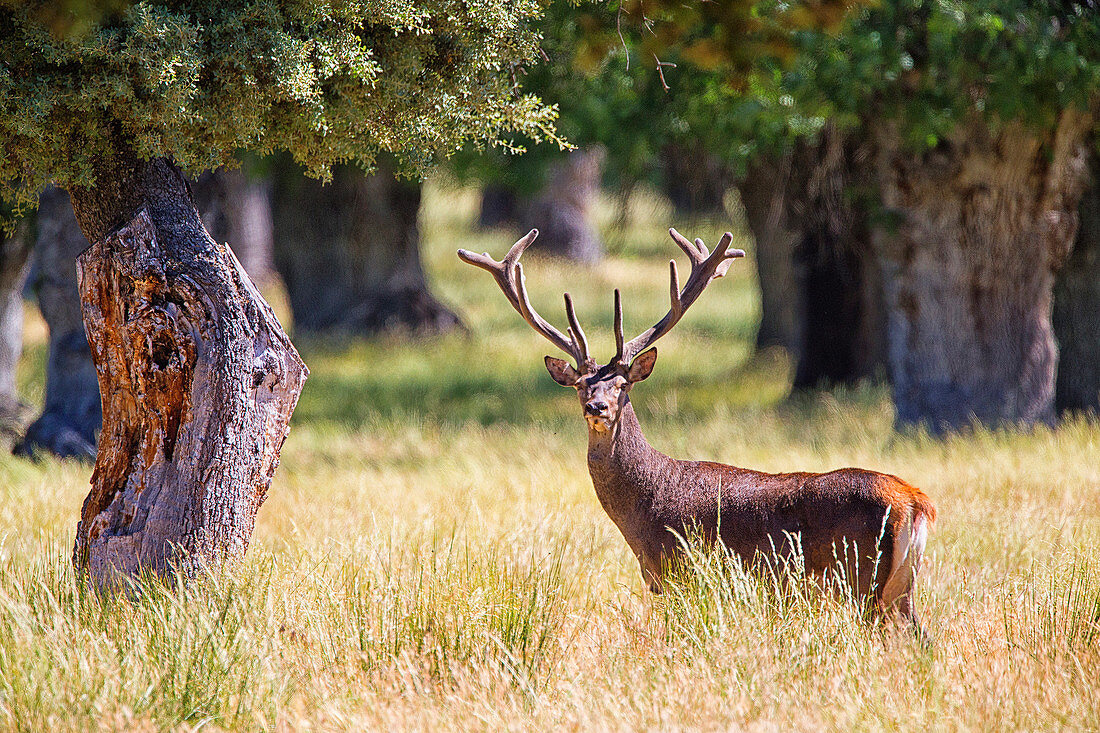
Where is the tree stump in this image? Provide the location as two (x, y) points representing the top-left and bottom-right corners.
(73, 209), (307, 587)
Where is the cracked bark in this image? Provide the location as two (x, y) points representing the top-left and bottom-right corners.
(68, 154), (307, 587)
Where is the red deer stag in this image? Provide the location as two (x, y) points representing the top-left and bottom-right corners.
(458, 229), (936, 634)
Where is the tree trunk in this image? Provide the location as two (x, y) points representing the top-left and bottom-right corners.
(662, 142), (733, 216)
(872, 113), (1093, 433)
(271, 158), (461, 334)
(739, 154), (800, 356)
(0, 215), (33, 445)
(1053, 152), (1100, 415)
(523, 148), (604, 262)
(739, 126), (885, 388)
(477, 184), (519, 230)
(67, 155), (307, 587)
(17, 188), (101, 460)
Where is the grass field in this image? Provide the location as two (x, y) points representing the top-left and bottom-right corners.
(0, 185), (1098, 730)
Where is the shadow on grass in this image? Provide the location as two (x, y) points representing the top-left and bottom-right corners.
(291, 341), (574, 429)
(290, 337), (809, 432)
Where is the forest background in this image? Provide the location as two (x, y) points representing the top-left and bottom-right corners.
(0, 0), (1097, 728)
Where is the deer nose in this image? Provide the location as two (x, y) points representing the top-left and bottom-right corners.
(585, 401), (608, 416)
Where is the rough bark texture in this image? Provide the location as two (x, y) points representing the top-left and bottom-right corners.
(872, 113), (1093, 432)
(271, 159), (461, 334)
(68, 155), (307, 587)
(523, 148), (604, 262)
(18, 188), (101, 459)
(1053, 152), (1100, 415)
(739, 127), (885, 387)
(0, 215), (33, 445)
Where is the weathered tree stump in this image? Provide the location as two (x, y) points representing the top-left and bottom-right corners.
(73, 208), (307, 587)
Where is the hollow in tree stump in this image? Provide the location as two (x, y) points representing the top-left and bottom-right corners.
(73, 209), (307, 587)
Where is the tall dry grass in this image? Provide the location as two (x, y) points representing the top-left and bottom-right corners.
(0, 184), (1096, 730)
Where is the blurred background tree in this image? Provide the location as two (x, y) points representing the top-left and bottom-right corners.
(775, 0), (1099, 431)
(473, 0), (1099, 431)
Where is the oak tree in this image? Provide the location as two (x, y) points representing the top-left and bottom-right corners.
(0, 0), (556, 586)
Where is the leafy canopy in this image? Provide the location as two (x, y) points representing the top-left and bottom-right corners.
(0, 0), (560, 215)
(754, 0), (1100, 151)
(452, 0), (862, 194)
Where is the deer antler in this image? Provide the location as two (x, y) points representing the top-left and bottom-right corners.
(613, 228), (744, 366)
(458, 230), (593, 368)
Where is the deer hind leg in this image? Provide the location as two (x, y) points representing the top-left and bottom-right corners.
(879, 510), (932, 642)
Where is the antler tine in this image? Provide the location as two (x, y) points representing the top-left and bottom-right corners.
(669, 227), (706, 263)
(513, 262), (580, 361)
(616, 230), (745, 365)
(501, 228), (540, 267)
(458, 230), (583, 364)
(563, 293), (590, 366)
(613, 289), (624, 362)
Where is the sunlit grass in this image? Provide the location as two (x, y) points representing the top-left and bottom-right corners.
(0, 183), (1097, 729)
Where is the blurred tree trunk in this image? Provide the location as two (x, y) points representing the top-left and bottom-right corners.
(0, 214), (33, 446)
(271, 159), (461, 334)
(788, 128), (884, 388)
(739, 154), (800, 356)
(662, 142), (733, 216)
(68, 154), (307, 588)
(17, 188), (100, 460)
(740, 125), (885, 388)
(872, 113), (1092, 433)
(194, 167), (278, 285)
(1053, 152), (1100, 415)
(524, 148), (604, 262)
(477, 184), (519, 230)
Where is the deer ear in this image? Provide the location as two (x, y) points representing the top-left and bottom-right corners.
(545, 356), (581, 386)
(627, 348), (657, 383)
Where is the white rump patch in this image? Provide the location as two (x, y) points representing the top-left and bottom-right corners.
(880, 509), (929, 608)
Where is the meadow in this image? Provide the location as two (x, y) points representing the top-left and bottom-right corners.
(0, 186), (1098, 731)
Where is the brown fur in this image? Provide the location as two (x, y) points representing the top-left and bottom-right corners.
(561, 356), (936, 632)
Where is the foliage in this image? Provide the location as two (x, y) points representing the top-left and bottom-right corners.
(776, 0), (1100, 150)
(0, 0), (560, 219)
(453, 0), (863, 195)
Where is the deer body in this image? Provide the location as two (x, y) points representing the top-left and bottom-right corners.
(460, 228), (935, 632)
(585, 397), (935, 619)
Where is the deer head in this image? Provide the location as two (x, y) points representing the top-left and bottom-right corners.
(459, 228), (745, 432)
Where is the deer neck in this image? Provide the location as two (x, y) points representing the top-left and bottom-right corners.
(586, 397), (669, 520)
